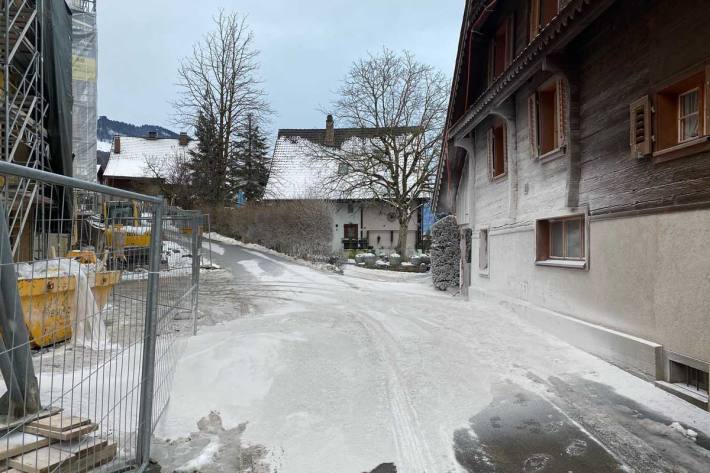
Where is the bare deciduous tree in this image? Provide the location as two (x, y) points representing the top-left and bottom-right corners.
(143, 151), (193, 208)
(174, 10), (268, 206)
(310, 49), (449, 256)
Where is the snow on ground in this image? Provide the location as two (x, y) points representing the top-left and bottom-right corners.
(204, 232), (341, 274)
(155, 243), (710, 472)
(203, 232), (239, 246)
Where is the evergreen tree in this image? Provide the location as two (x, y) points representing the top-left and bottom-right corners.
(230, 114), (270, 202)
(189, 107), (222, 205)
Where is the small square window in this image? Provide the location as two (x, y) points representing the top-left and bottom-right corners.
(536, 215), (586, 268)
(670, 360), (709, 395)
(654, 70), (706, 153)
(338, 163), (349, 176)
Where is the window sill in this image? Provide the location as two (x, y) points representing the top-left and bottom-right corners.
(478, 269), (490, 278)
(535, 259), (587, 270)
(652, 136), (710, 163)
(490, 172), (508, 183)
(655, 381), (709, 409)
(538, 145), (566, 162)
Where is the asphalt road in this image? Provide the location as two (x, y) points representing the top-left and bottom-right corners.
(155, 241), (710, 473)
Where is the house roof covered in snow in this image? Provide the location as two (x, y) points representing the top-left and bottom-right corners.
(103, 136), (199, 179)
(265, 116), (416, 200)
(277, 126), (413, 149)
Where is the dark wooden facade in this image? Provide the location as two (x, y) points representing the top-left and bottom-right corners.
(436, 0), (710, 218)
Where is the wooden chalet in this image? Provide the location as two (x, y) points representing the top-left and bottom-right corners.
(433, 0), (710, 409)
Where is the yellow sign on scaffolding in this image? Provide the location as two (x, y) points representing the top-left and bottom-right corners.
(72, 55), (97, 82)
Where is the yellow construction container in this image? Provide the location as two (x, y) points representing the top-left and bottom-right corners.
(17, 270), (121, 348)
(180, 225), (203, 236)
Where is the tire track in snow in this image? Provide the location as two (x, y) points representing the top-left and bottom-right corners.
(345, 310), (437, 473)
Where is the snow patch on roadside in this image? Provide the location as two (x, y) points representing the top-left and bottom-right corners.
(204, 232), (239, 246)
(174, 437), (221, 472)
(206, 231), (343, 275)
(203, 240), (225, 255)
(670, 421), (699, 441)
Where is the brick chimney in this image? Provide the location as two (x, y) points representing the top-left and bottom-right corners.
(324, 114), (335, 146)
(179, 132), (189, 146)
(113, 134), (121, 154)
(147, 131), (158, 140)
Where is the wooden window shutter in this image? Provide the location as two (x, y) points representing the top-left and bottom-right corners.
(556, 77), (567, 147)
(629, 95), (651, 158)
(529, 0), (540, 43)
(487, 127), (495, 179)
(528, 93), (539, 158)
(505, 16), (515, 66)
(488, 41), (495, 85)
(705, 66), (710, 135)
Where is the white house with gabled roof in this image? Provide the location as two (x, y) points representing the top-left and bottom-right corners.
(265, 115), (424, 256)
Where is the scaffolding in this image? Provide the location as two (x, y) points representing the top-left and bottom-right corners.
(68, 0), (95, 14)
(70, 0), (98, 183)
(1, 0), (51, 258)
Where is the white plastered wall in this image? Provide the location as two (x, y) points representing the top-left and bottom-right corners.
(470, 209), (710, 366)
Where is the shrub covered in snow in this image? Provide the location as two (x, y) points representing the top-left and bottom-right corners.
(430, 215), (460, 290)
(363, 254), (378, 267)
(210, 200), (336, 261)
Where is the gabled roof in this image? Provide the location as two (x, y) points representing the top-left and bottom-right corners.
(103, 136), (198, 179)
(266, 124), (418, 200)
(265, 135), (335, 199)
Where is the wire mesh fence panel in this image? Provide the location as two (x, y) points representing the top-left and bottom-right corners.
(0, 161), (201, 472)
(150, 209), (201, 431)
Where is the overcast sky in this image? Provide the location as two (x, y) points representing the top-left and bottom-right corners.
(97, 0), (464, 136)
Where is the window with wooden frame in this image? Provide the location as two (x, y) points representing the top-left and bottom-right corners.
(343, 223), (358, 240)
(488, 17), (514, 84)
(536, 215), (586, 268)
(653, 66), (710, 161)
(529, 0), (559, 42)
(529, 77), (566, 159)
(487, 121), (507, 179)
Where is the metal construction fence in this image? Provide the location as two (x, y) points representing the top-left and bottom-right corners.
(0, 160), (203, 472)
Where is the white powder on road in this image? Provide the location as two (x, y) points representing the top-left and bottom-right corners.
(156, 243), (710, 472)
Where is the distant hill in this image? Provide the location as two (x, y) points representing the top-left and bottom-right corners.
(97, 116), (180, 143)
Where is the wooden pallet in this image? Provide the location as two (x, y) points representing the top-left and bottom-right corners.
(24, 416), (97, 442)
(0, 413), (116, 473)
(0, 434), (50, 461)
